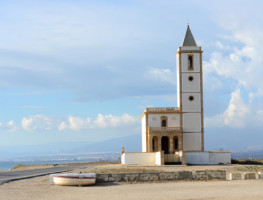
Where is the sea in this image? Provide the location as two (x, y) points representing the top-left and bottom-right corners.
(0, 159), (96, 170)
(0, 152), (120, 170)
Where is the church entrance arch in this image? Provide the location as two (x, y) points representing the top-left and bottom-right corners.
(161, 136), (169, 154)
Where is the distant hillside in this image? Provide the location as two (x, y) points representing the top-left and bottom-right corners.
(0, 134), (141, 160)
(67, 134), (141, 153)
(2, 132), (263, 160)
(232, 150), (263, 159)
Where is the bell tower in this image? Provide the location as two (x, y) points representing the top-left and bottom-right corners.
(176, 25), (204, 151)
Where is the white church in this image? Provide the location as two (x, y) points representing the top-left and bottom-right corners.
(121, 25), (231, 165)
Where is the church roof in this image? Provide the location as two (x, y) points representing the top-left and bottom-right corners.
(182, 25), (197, 46)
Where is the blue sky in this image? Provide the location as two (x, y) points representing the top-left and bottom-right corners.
(1, 0), (263, 152)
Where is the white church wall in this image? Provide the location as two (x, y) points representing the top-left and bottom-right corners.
(181, 93), (201, 112)
(181, 53), (200, 73)
(155, 151), (162, 165)
(183, 113), (201, 132)
(121, 152), (157, 165)
(209, 152), (231, 164)
(185, 152), (231, 165)
(185, 152), (209, 165)
(141, 115), (146, 152)
(183, 133), (202, 151)
(182, 73), (200, 92)
(148, 114), (180, 127)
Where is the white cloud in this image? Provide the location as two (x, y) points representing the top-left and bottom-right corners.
(203, 14), (263, 129)
(59, 113), (138, 131)
(8, 113), (139, 132)
(58, 116), (92, 131)
(205, 87), (263, 128)
(223, 88), (250, 128)
(0, 120), (19, 132)
(21, 115), (52, 131)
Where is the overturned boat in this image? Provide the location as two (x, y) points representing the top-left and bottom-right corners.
(50, 173), (96, 186)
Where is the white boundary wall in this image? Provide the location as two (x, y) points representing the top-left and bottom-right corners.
(209, 152), (231, 165)
(122, 152), (162, 166)
(186, 151), (231, 165)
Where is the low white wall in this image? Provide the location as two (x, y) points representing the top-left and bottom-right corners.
(121, 153), (125, 165)
(186, 152), (209, 165)
(155, 152), (162, 165)
(122, 152), (157, 165)
(209, 152), (231, 164)
(185, 151), (231, 165)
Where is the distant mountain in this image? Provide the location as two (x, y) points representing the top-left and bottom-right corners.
(0, 134), (141, 160)
(2, 132), (263, 160)
(67, 134), (141, 153)
(232, 150), (263, 159)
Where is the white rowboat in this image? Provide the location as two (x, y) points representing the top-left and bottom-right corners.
(50, 173), (96, 186)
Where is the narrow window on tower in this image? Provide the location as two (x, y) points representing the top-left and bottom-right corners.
(188, 55), (193, 70)
(161, 116), (168, 127)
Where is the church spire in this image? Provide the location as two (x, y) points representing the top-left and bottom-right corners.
(182, 25), (197, 46)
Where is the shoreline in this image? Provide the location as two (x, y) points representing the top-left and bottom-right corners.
(7, 161), (119, 171)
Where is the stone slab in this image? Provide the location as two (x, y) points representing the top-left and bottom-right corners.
(245, 173), (258, 180)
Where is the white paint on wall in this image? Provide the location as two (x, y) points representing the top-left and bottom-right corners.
(186, 152), (209, 164)
(183, 133), (202, 151)
(183, 113), (201, 132)
(182, 73), (200, 92)
(185, 152), (231, 165)
(155, 151), (162, 165)
(141, 115), (146, 152)
(121, 153), (125, 165)
(121, 152), (161, 166)
(148, 113), (180, 127)
(182, 93), (201, 112)
(209, 152), (231, 164)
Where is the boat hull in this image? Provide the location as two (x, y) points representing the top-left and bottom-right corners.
(51, 173), (96, 186)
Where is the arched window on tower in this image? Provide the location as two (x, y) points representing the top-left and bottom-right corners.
(162, 120), (166, 127)
(188, 55), (193, 70)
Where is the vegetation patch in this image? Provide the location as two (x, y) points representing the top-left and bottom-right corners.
(231, 159), (263, 165)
